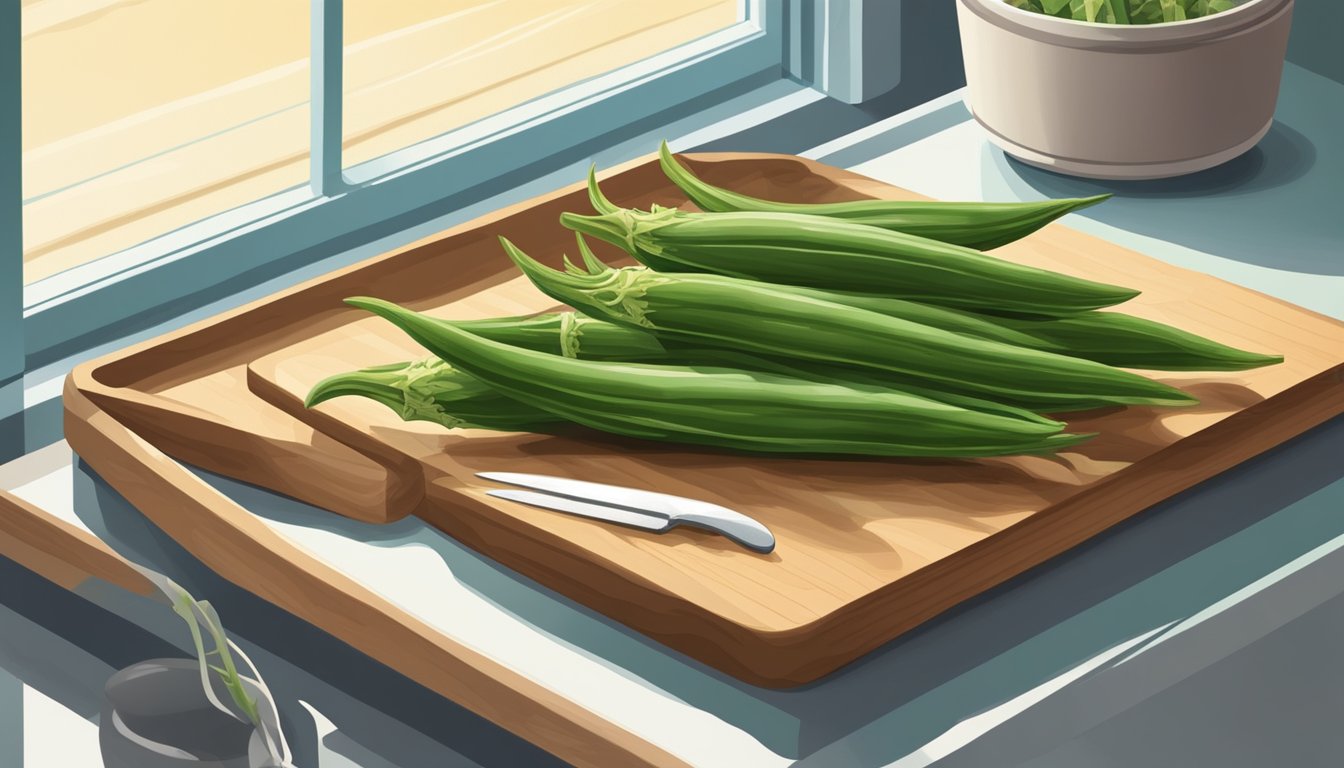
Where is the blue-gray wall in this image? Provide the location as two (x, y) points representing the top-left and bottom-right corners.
(1286, 1), (1344, 83)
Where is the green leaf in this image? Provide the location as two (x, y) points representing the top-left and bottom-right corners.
(1128, 0), (1166, 23)
(1005, 0), (1234, 22)
(1075, 0), (1105, 22)
(1184, 0), (1236, 17)
(196, 600), (261, 727)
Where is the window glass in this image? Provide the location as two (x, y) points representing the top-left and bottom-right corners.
(341, 0), (742, 168)
(21, 0), (309, 284)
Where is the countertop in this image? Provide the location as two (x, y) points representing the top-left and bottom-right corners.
(2, 61), (1342, 767)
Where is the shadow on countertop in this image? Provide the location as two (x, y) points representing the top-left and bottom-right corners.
(1005, 121), (1316, 200)
(70, 413), (1344, 763)
(986, 67), (1344, 276)
(62, 466), (565, 768)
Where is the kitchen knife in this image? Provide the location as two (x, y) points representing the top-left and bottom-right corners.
(478, 472), (776, 554)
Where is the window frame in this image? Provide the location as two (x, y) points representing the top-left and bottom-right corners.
(2, 1), (19, 388)
(15, 0), (786, 368)
(12, 0), (907, 374)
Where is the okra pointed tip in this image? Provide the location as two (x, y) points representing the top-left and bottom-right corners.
(303, 368), (351, 408)
(343, 297), (436, 346)
(557, 210), (587, 229)
(498, 238), (549, 276)
(306, 363), (367, 403)
(496, 236), (525, 259)
(1071, 192), (1112, 209)
(574, 232), (608, 274)
(559, 210), (632, 254)
(306, 365), (413, 415)
(1207, 350), (1285, 371)
(499, 238), (599, 307)
(303, 379), (335, 409)
(1156, 388), (1200, 407)
(344, 296), (397, 315)
(1054, 431), (1099, 450)
(586, 165), (620, 215)
(1109, 285), (1143, 305)
(1114, 373), (1199, 407)
(657, 140), (679, 169)
(1237, 351), (1285, 369)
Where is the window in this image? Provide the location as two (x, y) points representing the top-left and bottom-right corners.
(21, 1), (311, 286)
(11, 0), (782, 374)
(19, 0), (747, 289)
(340, 1), (742, 168)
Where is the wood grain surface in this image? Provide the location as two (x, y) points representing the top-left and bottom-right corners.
(0, 487), (154, 597)
(66, 152), (1344, 689)
(61, 380), (687, 768)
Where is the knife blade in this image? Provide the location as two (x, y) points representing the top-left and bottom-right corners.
(486, 489), (671, 532)
(478, 472), (776, 553)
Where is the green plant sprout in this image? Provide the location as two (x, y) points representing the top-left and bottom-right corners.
(131, 563), (293, 768)
(172, 590), (262, 728)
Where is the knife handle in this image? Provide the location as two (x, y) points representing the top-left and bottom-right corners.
(671, 508), (776, 554)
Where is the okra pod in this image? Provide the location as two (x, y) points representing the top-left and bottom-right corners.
(502, 238), (1196, 412)
(456, 311), (668, 360)
(564, 233), (1042, 349)
(305, 358), (561, 431)
(748, 282), (1283, 371)
(346, 297), (1091, 458)
(993, 312), (1284, 371)
(378, 271), (1280, 377)
(319, 308), (1061, 427)
(657, 143), (1110, 250)
(564, 178), (1138, 317)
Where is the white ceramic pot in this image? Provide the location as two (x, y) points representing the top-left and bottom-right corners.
(956, 0), (1295, 179)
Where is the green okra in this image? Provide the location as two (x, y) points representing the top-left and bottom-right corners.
(751, 286), (1281, 372)
(766, 285), (1282, 371)
(563, 175), (1138, 317)
(305, 358), (562, 431)
(344, 297), (1092, 458)
(656, 143), (1110, 251)
(563, 233), (1043, 349)
(312, 308), (1061, 427)
(993, 312), (1283, 371)
(502, 237), (1196, 412)
(562, 228), (1279, 372)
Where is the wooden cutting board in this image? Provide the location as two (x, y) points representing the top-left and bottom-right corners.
(66, 152), (1344, 688)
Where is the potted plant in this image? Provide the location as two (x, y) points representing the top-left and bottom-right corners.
(100, 571), (294, 768)
(956, 0), (1295, 179)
